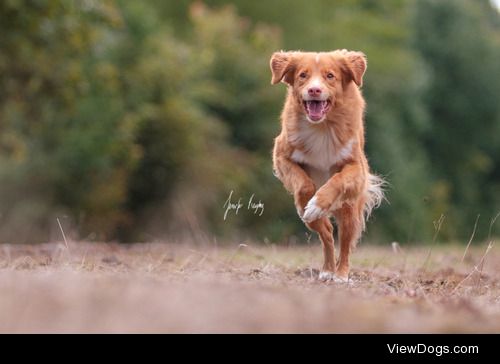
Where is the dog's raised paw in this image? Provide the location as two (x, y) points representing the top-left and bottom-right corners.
(302, 196), (327, 223)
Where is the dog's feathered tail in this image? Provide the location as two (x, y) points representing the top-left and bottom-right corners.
(347, 173), (386, 249)
(361, 173), (387, 232)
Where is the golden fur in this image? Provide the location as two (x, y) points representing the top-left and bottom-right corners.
(270, 50), (384, 281)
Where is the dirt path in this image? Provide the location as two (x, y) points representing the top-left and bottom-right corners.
(0, 242), (499, 333)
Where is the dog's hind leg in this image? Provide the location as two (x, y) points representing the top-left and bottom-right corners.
(307, 217), (336, 280)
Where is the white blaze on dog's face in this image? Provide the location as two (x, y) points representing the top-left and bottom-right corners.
(270, 50), (367, 124)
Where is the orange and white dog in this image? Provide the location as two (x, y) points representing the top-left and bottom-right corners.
(270, 50), (384, 282)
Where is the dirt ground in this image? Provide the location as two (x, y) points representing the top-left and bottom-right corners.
(0, 240), (499, 333)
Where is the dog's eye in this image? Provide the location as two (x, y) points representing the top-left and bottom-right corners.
(299, 72), (307, 79)
(327, 73), (335, 79)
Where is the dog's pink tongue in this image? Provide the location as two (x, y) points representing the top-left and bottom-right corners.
(307, 101), (324, 121)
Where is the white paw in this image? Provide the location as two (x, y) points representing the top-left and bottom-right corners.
(302, 196), (327, 223)
(318, 271), (350, 283)
(332, 275), (349, 283)
(318, 271), (336, 281)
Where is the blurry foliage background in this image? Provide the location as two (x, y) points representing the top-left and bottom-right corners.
(0, 0), (499, 244)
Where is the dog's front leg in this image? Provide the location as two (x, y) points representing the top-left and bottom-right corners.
(273, 155), (316, 217)
(302, 162), (365, 282)
(273, 155), (336, 276)
(302, 162), (364, 223)
(273, 137), (318, 217)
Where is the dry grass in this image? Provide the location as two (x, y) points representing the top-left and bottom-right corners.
(0, 240), (499, 333)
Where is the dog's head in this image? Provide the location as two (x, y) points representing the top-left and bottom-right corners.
(270, 50), (366, 123)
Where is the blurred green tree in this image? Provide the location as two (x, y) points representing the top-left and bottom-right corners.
(0, 0), (498, 244)
(0, 0), (137, 242)
(413, 0), (500, 239)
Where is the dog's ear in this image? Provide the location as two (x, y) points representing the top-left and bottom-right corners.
(270, 52), (296, 85)
(342, 51), (367, 87)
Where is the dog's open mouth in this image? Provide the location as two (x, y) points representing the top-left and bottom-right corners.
(303, 100), (331, 122)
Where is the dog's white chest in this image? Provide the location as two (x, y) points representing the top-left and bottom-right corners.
(290, 128), (354, 172)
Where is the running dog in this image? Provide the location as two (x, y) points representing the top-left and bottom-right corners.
(270, 50), (384, 282)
